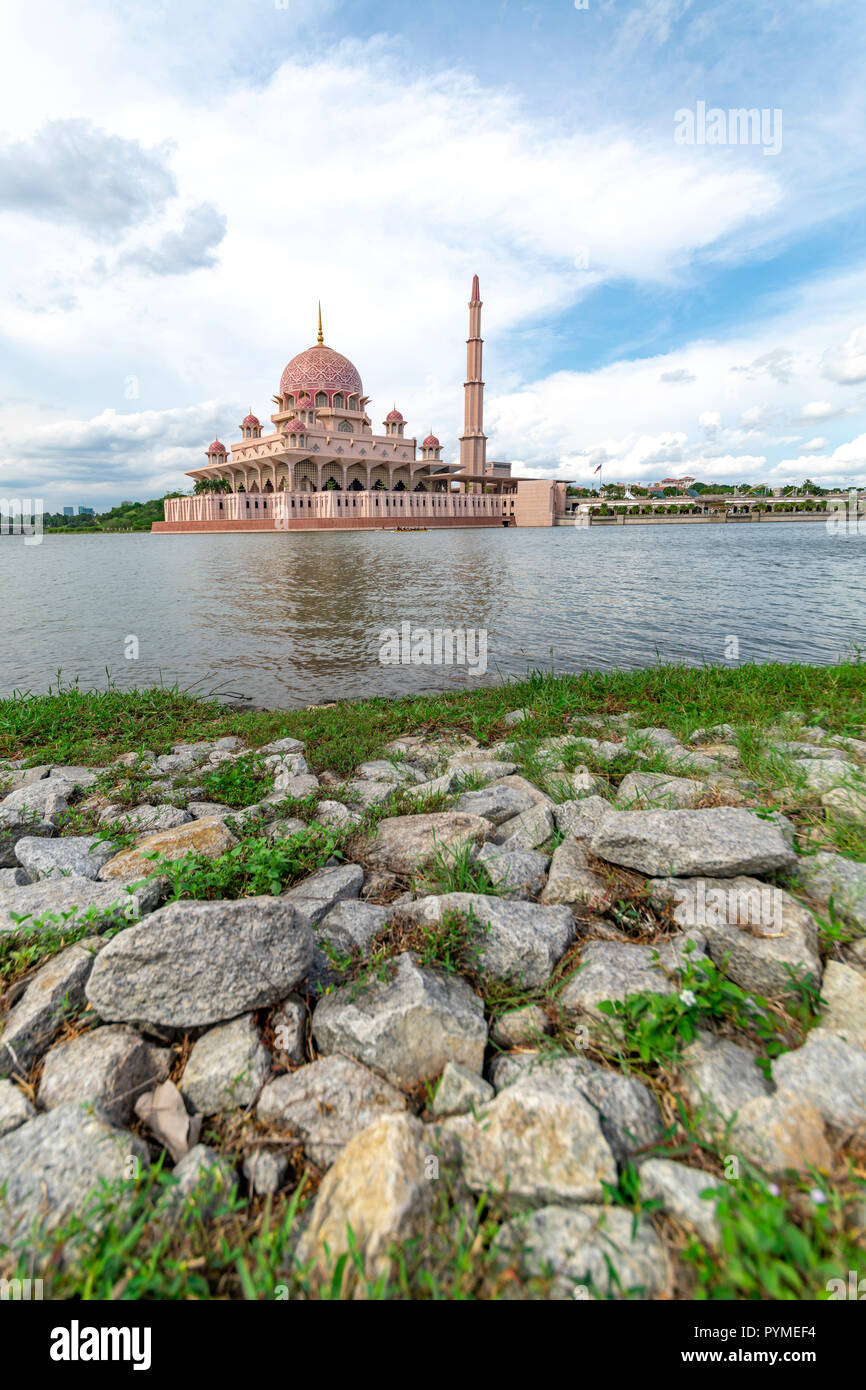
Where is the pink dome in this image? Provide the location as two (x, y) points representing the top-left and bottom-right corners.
(284, 417), (306, 434)
(422, 433), (440, 449)
(242, 413), (259, 428)
(207, 439), (227, 454)
(280, 343), (363, 397)
(386, 408), (404, 422)
(296, 394), (313, 407)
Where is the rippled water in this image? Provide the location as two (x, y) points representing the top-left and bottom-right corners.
(1, 523), (863, 707)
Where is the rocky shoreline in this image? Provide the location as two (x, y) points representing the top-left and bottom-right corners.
(1, 697), (865, 1299)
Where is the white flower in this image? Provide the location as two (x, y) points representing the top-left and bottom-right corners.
(768, 1183), (781, 1197)
(679, 989), (697, 1007)
(809, 1188), (827, 1205)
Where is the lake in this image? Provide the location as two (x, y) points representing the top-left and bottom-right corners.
(1, 522), (863, 708)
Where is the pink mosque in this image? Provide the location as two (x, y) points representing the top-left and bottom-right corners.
(153, 276), (567, 533)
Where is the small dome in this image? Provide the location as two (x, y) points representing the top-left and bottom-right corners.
(242, 413), (260, 428)
(284, 417), (306, 434)
(386, 408), (404, 422)
(296, 394), (313, 407)
(422, 433), (440, 449)
(207, 439), (227, 454)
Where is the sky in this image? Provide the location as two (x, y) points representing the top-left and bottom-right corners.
(1, 0), (865, 508)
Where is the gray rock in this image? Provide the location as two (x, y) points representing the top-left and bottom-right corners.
(308, 898), (393, 990)
(343, 778), (397, 807)
(243, 1149), (289, 1195)
(772, 1028), (866, 1134)
(86, 896), (314, 1029)
(272, 995), (306, 1065)
(494, 1204), (671, 1299)
(0, 867), (30, 887)
(0, 874), (163, 933)
(272, 772), (320, 798)
(0, 1079), (35, 1136)
(355, 759), (425, 785)
(553, 795), (616, 841)
(650, 875), (822, 997)
(0, 1102), (149, 1252)
(448, 757), (517, 783)
(257, 737), (305, 756)
(50, 766), (99, 788)
(315, 800), (361, 829)
(185, 801), (233, 822)
(441, 1070), (616, 1208)
(489, 1052), (663, 1165)
(617, 771), (704, 810)
(257, 1055), (406, 1168)
(168, 1143), (236, 1218)
(679, 1031), (773, 1132)
(364, 812), (491, 874)
(0, 937), (104, 1076)
(475, 842), (549, 899)
(0, 775), (78, 822)
(38, 1025), (170, 1125)
(590, 806), (798, 878)
(795, 851), (866, 933)
(494, 802), (555, 851)
(818, 961), (866, 1047)
(729, 1092), (832, 1175)
(456, 783), (537, 825)
(403, 893), (574, 988)
(0, 819), (55, 869)
(432, 1061), (494, 1118)
(14, 834), (117, 881)
(281, 862), (364, 930)
(539, 839), (611, 913)
(635, 727), (680, 749)
(100, 803), (192, 832)
(503, 708), (529, 726)
(266, 816), (307, 842)
(1, 765), (51, 789)
(312, 952), (487, 1087)
(636, 1159), (722, 1247)
(791, 757), (861, 792)
(690, 724), (737, 745)
(561, 934), (705, 1022)
(490, 1005), (552, 1049)
(180, 1015), (270, 1114)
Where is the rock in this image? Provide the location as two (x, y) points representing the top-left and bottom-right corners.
(0, 867), (30, 887)
(564, 767), (607, 797)
(0, 874), (163, 933)
(679, 1032), (772, 1131)
(441, 1071), (616, 1207)
(792, 757), (861, 792)
(315, 800), (361, 829)
(403, 893), (574, 988)
(98, 817), (238, 880)
(730, 1093), (832, 1175)
(432, 1061), (494, 1117)
(180, 1015), (270, 1114)
(185, 801), (233, 822)
(494, 1204), (671, 1300)
(590, 807), (797, 878)
(772, 1029), (866, 1135)
(272, 772), (320, 798)
(38, 1025), (170, 1125)
(360, 869), (399, 902)
(364, 812), (491, 875)
(257, 737), (305, 756)
(0, 775), (78, 822)
(86, 897), (314, 1029)
(490, 774), (553, 807)
(266, 816), (308, 842)
(0, 818), (55, 869)
(154, 750), (203, 774)
(503, 709), (529, 726)
(257, 1056), (406, 1168)
(0, 937), (104, 1075)
(635, 727), (680, 749)
(49, 766), (99, 788)
(0, 1079), (35, 1136)
(690, 724), (738, 745)
(616, 771), (704, 810)
(650, 875), (822, 997)
(14, 834), (117, 882)
(456, 783), (537, 825)
(490, 1005), (552, 1049)
(447, 754), (517, 782)
(312, 952), (487, 1087)
(475, 843), (549, 899)
(113, 750), (156, 769)
(494, 802), (555, 851)
(560, 934), (705, 1023)
(822, 787), (866, 826)
(99, 803), (192, 832)
(356, 759), (424, 785)
(489, 1053), (663, 1166)
(553, 796), (616, 841)
(539, 839), (611, 913)
(308, 899), (392, 990)
(636, 1159), (722, 1247)
(272, 995), (306, 1065)
(404, 772), (458, 802)
(243, 1149), (289, 1195)
(2, 765), (51, 789)
(281, 863), (364, 930)
(818, 961), (866, 1047)
(0, 1102), (149, 1252)
(168, 1143), (236, 1218)
(343, 778), (397, 807)
(795, 852), (866, 933)
(295, 1114), (434, 1296)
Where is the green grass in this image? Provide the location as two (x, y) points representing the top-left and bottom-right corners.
(151, 823), (349, 901)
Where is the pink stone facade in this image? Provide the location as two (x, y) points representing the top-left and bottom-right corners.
(154, 279), (567, 534)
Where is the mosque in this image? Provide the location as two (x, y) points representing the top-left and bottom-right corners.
(153, 276), (567, 532)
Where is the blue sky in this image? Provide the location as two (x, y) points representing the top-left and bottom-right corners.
(1, 0), (865, 506)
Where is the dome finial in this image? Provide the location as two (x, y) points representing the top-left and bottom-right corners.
(317, 301), (323, 346)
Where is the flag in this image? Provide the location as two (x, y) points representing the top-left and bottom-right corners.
(593, 463), (602, 474)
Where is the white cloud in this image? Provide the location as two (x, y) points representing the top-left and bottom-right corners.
(823, 325), (866, 385)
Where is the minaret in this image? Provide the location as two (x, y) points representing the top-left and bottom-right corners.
(459, 273), (487, 474)
(317, 301), (324, 345)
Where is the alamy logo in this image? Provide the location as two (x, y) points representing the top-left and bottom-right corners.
(49, 1321), (152, 1371)
(0, 498), (43, 546)
(378, 622), (488, 676)
(826, 491), (866, 535)
(826, 1271), (866, 1300)
(669, 880), (783, 932)
(0, 1277), (43, 1299)
(674, 102), (782, 156)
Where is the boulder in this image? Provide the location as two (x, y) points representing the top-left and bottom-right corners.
(616, 771), (704, 810)
(432, 1061), (494, 1118)
(363, 812), (491, 875)
(14, 834), (117, 882)
(0, 937), (104, 1075)
(180, 1014), (271, 1114)
(539, 839), (611, 913)
(98, 817), (238, 880)
(636, 1159), (722, 1247)
(281, 863), (364, 930)
(0, 874), (163, 933)
(402, 893), (574, 988)
(38, 1024), (170, 1125)
(474, 843), (549, 900)
(590, 806), (797, 878)
(257, 1055), (406, 1168)
(494, 1204), (671, 1300)
(560, 934), (705, 1022)
(0, 1079), (36, 1137)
